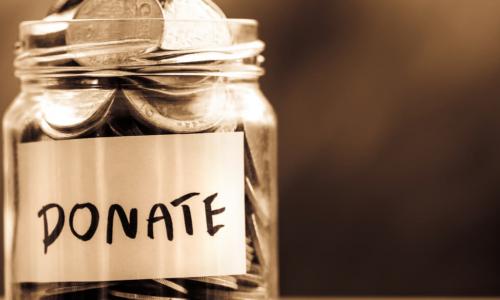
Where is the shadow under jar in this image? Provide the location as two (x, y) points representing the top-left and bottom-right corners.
(3, 19), (278, 300)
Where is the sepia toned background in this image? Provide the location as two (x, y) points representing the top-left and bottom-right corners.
(1, 0), (500, 296)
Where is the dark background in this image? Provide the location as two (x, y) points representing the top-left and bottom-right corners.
(1, 0), (500, 296)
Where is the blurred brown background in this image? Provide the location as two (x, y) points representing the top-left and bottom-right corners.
(2, 0), (500, 296)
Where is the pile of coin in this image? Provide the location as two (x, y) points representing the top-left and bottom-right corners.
(19, 85), (272, 300)
(15, 0), (272, 299)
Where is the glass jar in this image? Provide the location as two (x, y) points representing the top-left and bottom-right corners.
(3, 19), (278, 300)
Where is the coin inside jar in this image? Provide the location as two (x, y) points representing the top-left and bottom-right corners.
(41, 89), (116, 131)
(66, 0), (164, 66)
(123, 82), (228, 133)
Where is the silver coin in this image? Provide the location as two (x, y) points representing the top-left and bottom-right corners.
(246, 243), (254, 255)
(237, 285), (267, 294)
(247, 258), (253, 271)
(247, 253), (255, 266)
(40, 95), (114, 139)
(247, 214), (269, 270)
(235, 273), (264, 288)
(246, 236), (255, 263)
(153, 279), (188, 295)
(127, 75), (219, 91)
(42, 89), (116, 131)
(28, 282), (114, 297)
(110, 290), (187, 300)
(40, 119), (93, 139)
(123, 83), (227, 133)
(66, 0), (164, 66)
(197, 288), (265, 300)
(161, 0), (231, 50)
(188, 276), (238, 290)
(248, 263), (263, 275)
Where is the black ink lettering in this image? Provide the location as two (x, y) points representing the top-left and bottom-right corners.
(69, 203), (99, 241)
(204, 193), (226, 236)
(170, 193), (200, 206)
(181, 206), (193, 235)
(147, 204), (173, 240)
(107, 204), (138, 244)
(38, 204), (65, 254)
(171, 193), (199, 235)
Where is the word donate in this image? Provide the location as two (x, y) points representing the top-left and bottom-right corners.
(38, 193), (225, 254)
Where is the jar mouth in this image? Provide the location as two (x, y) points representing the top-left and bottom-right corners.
(16, 18), (264, 80)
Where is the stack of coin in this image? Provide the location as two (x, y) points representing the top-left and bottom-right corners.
(15, 0), (272, 299)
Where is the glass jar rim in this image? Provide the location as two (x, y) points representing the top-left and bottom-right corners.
(16, 17), (264, 80)
(20, 18), (258, 29)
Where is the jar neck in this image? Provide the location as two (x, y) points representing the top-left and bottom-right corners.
(16, 19), (266, 93)
(20, 75), (261, 93)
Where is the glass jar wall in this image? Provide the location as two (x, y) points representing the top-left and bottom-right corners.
(3, 19), (278, 300)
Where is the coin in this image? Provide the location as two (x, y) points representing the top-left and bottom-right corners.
(235, 273), (263, 288)
(153, 279), (188, 295)
(66, 0), (164, 66)
(40, 119), (96, 139)
(248, 263), (262, 275)
(188, 276), (238, 290)
(161, 0), (231, 50)
(123, 83), (227, 133)
(126, 75), (219, 91)
(42, 89), (116, 131)
(40, 94), (114, 140)
(247, 214), (269, 270)
(25, 282), (114, 297)
(110, 290), (187, 299)
(195, 288), (265, 300)
(110, 280), (190, 298)
(44, 282), (113, 296)
(246, 243), (254, 255)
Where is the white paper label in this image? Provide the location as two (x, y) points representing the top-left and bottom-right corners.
(16, 133), (246, 283)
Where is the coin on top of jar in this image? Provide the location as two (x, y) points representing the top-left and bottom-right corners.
(161, 0), (232, 50)
(66, 0), (164, 66)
